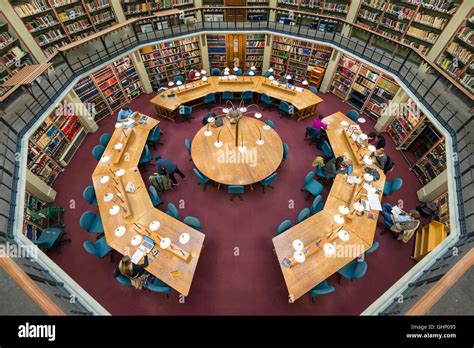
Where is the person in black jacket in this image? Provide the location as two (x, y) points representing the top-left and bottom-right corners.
(119, 255), (149, 279)
(368, 131), (386, 150)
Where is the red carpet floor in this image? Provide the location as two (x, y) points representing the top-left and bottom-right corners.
(49, 92), (422, 315)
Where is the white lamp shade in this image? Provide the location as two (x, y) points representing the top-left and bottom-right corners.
(238, 145), (247, 153)
(358, 133), (368, 141)
(176, 80), (183, 86)
(207, 117), (215, 123)
(202, 76), (208, 81)
(115, 226), (126, 237)
(239, 107), (247, 113)
(214, 140), (223, 148)
(168, 81), (174, 87)
(333, 214), (345, 224)
(114, 143), (123, 150)
(254, 112), (262, 119)
(353, 201), (365, 212)
(285, 75), (292, 80)
(160, 237), (171, 249)
(292, 239), (304, 251)
(115, 123), (123, 129)
(223, 108), (230, 114)
(364, 173), (374, 182)
(338, 205), (350, 215)
(100, 175), (110, 184)
(104, 193), (114, 202)
(256, 139), (265, 145)
(354, 177), (362, 184)
(179, 233), (190, 245)
(233, 67), (238, 71)
(269, 76), (275, 81)
(323, 243), (336, 257)
(204, 130), (213, 137)
(357, 117), (366, 123)
(368, 145), (376, 152)
(131, 235), (142, 246)
(249, 71), (255, 76)
(149, 221), (161, 231)
(268, 68), (274, 72)
(293, 251), (306, 263)
(100, 156), (110, 163)
(340, 121), (349, 127)
(302, 80), (308, 85)
(224, 67), (230, 72)
(263, 124), (271, 130)
(351, 133), (358, 141)
(195, 72), (201, 77)
(115, 168), (125, 177)
(338, 230), (350, 242)
(363, 157), (374, 166)
(250, 66), (256, 70)
(109, 205), (120, 216)
(224, 71), (230, 76)
(200, 69), (207, 75)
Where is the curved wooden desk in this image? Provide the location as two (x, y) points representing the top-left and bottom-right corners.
(272, 112), (386, 301)
(191, 117), (284, 186)
(92, 113), (204, 296)
(150, 76), (323, 122)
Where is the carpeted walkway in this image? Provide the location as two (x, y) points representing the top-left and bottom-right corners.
(49, 92), (422, 315)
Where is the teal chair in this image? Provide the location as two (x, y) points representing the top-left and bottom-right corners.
(222, 91), (234, 102)
(193, 168), (210, 191)
(365, 241), (380, 255)
(234, 68), (242, 76)
(179, 105), (193, 123)
(203, 93), (216, 109)
(296, 208), (311, 223)
(185, 138), (192, 160)
(279, 101), (292, 118)
(211, 68), (221, 76)
(322, 140), (334, 159)
(346, 109), (359, 122)
(147, 127), (162, 148)
(184, 216), (202, 232)
(80, 211), (104, 234)
(309, 281), (335, 302)
(315, 162), (326, 180)
(384, 178), (403, 196)
(260, 172), (277, 193)
(32, 227), (71, 253)
(263, 69), (272, 78)
(148, 185), (162, 207)
(308, 86), (318, 95)
(83, 185), (97, 206)
(146, 278), (172, 298)
(92, 145), (105, 161)
(302, 171), (323, 200)
(228, 185), (244, 201)
(174, 75), (185, 84)
(113, 268), (131, 287)
(265, 120), (275, 129)
(337, 260), (368, 283)
(260, 93), (273, 110)
(241, 91), (253, 103)
(139, 144), (152, 166)
(166, 203), (180, 219)
(83, 237), (113, 261)
(99, 133), (112, 147)
(282, 143), (289, 161)
(277, 219), (292, 235)
(310, 195), (324, 215)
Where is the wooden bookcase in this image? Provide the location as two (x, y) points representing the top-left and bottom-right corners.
(23, 192), (47, 240)
(207, 34), (226, 69)
(121, 0), (194, 19)
(203, 0), (224, 21)
(245, 34), (265, 72)
(278, 0), (351, 19)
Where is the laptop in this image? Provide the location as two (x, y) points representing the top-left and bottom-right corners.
(131, 236), (155, 264)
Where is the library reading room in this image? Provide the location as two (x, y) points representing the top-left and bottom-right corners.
(0, 0), (472, 320)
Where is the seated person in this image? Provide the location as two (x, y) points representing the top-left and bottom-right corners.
(374, 149), (389, 170)
(383, 156), (395, 174)
(382, 203), (421, 225)
(117, 107), (132, 122)
(118, 254), (153, 289)
(368, 131), (386, 150)
(312, 115), (328, 131)
(323, 155), (352, 180)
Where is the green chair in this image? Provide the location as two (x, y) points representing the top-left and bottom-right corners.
(234, 68), (243, 76)
(99, 133), (112, 147)
(383, 178), (403, 196)
(322, 140), (334, 159)
(80, 211), (104, 234)
(310, 195), (324, 215)
(92, 145), (105, 161)
(83, 185), (97, 206)
(139, 144), (152, 166)
(222, 91), (234, 102)
(203, 93), (216, 109)
(260, 93), (273, 110)
(113, 268), (131, 287)
(185, 138), (192, 160)
(279, 101), (292, 118)
(346, 109), (359, 122)
(296, 208), (311, 223)
(365, 241), (380, 255)
(83, 237), (113, 261)
(146, 278), (172, 298)
(337, 260), (368, 283)
(263, 70), (272, 78)
(147, 127), (163, 149)
(166, 203), (180, 219)
(228, 185), (244, 201)
(309, 281), (335, 302)
(193, 168), (210, 191)
(260, 172), (277, 193)
(179, 105), (193, 123)
(302, 171), (323, 200)
(174, 75), (185, 84)
(308, 86), (318, 95)
(211, 68), (221, 76)
(315, 162), (326, 180)
(265, 120), (275, 129)
(277, 219), (292, 235)
(184, 216), (202, 232)
(282, 143), (289, 161)
(241, 91), (253, 103)
(32, 227), (71, 253)
(148, 185), (162, 207)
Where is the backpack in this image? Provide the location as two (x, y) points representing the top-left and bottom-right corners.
(149, 174), (173, 192)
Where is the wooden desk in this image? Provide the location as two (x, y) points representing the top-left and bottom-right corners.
(149, 76), (323, 122)
(191, 117), (283, 186)
(92, 113), (205, 296)
(272, 112), (386, 301)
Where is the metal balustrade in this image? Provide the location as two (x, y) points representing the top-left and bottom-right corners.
(0, 13), (471, 315)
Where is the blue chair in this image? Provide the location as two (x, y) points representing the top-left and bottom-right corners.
(83, 185), (97, 206)
(32, 227), (71, 253)
(99, 133), (112, 147)
(92, 145), (105, 161)
(83, 237), (113, 260)
(211, 68), (221, 76)
(310, 195), (324, 215)
(296, 208), (311, 223)
(265, 120), (275, 129)
(166, 203), (179, 219)
(277, 219), (292, 235)
(184, 216), (202, 232)
(279, 101), (292, 118)
(308, 86), (318, 95)
(146, 278), (172, 298)
(380, 203), (395, 234)
(321, 140), (334, 159)
(228, 185), (244, 201)
(260, 93), (273, 109)
(260, 172), (277, 193)
(148, 185), (162, 207)
(346, 109), (359, 122)
(282, 143), (289, 161)
(234, 68), (242, 76)
(384, 178), (403, 196)
(263, 70), (272, 78)
(302, 171), (323, 200)
(113, 268), (131, 287)
(222, 91), (234, 102)
(139, 144), (152, 166)
(365, 241), (380, 255)
(193, 168), (210, 191)
(203, 93), (216, 109)
(309, 281), (335, 302)
(185, 138), (192, 160)
(315, 162), (326, 180)
(80, 211), (104, 234)
(241, 91), (253, 103)
(174, 75), (185, 84)
(337, 260), (368, 283)
(179, 105), (193, 123)
(147, 127), (162, 148)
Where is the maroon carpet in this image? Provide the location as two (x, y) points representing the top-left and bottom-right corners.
(49, 92), (422, 315)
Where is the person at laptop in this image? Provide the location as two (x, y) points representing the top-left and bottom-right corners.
(118, 254), (153, 290)
(323, 155), (352, 180)
(155, 155), (186, 186)
(117, 106), (132, 122)
(368, 131), (386, 150)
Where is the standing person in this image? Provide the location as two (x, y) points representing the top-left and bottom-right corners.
(117, 106), (132, 122)
(155, 155), (186, 186)
(368, 131), (386, 150)
(312, 114), (328, 131)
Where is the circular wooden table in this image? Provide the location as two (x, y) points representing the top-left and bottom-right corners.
(191, 117), (284, 186)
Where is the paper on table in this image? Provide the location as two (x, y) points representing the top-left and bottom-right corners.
(131, 249), (144, 264)
(367, 192), (382, 211)
(347, 176), (360, 184)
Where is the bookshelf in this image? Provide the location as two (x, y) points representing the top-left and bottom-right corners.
(113, 56), (143, 100)
(278, 0), (351, 19)
(73, 76), (111, 121)
(121, 0), (193, 19)
(436, 9), (473, 94)
(331, 54), (360, 100)
(23, 192), (46, 240)
(140, 37), (202, 89)
(245, 34), (265, 72)
(434, 191), (449, 232)
(84, 0), (117, 29)
(412, 135), (446, 184)
(207, 34), (226, 69)
(247, 0), (268, 21)
(203, 0), (224, 22)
